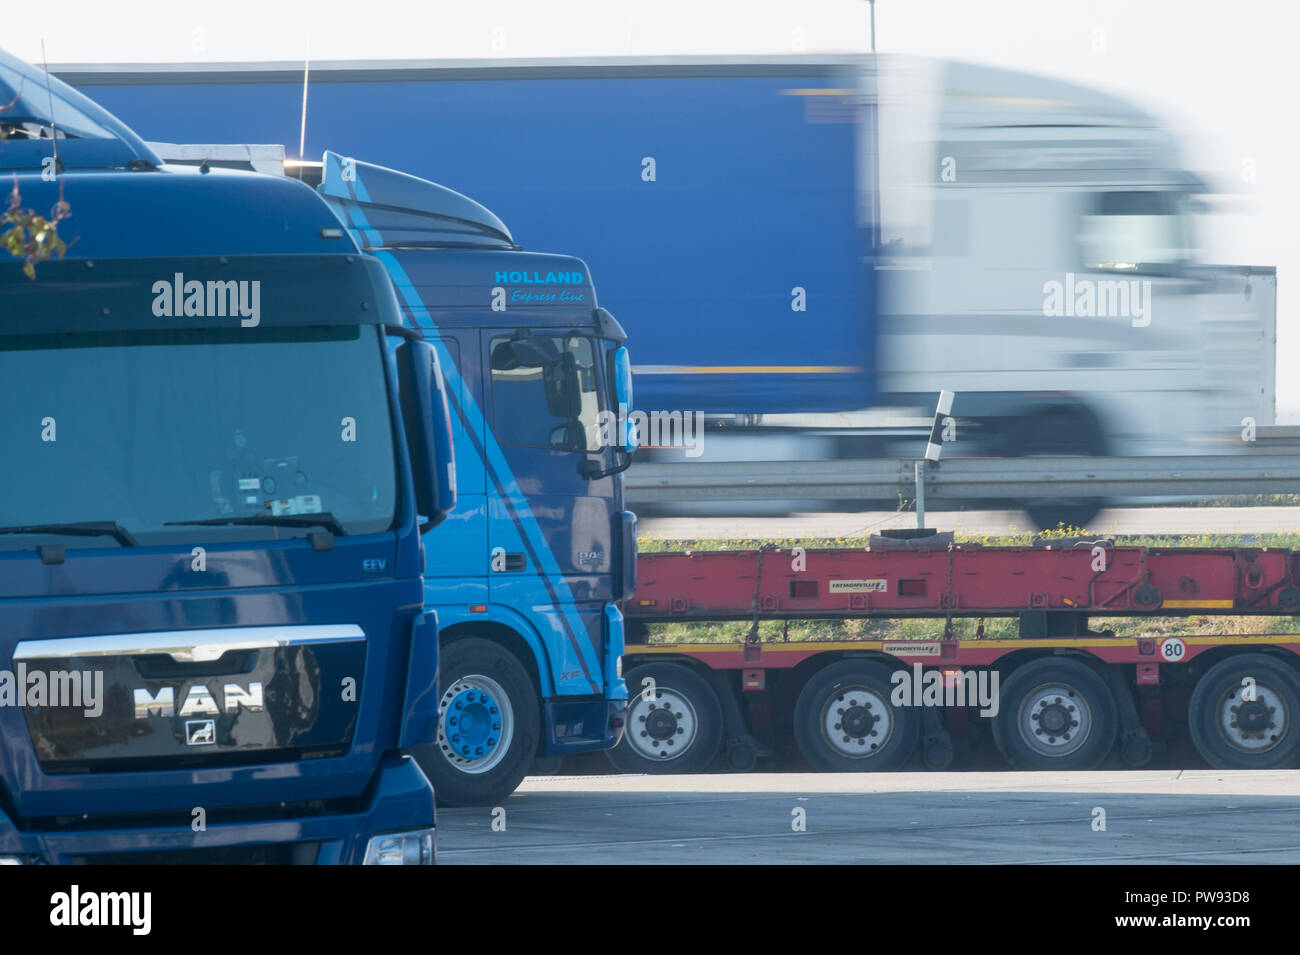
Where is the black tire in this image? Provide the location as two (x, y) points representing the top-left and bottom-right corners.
(992, 658), (1118, 770)
(1012, 410), (1106, 530)
(411, 638), (539, 807)
(793, 659), (920, 771)
(1187, 654), (1300, 769)
(605, 663), (723, 774)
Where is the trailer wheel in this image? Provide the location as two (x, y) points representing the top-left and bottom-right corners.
(1187, 654), (1300, 769)
(992, 658), (1117, 770)
(793, 660), (920, 771)
(411, 638), (539, 807)
(606, 663), (723, 774)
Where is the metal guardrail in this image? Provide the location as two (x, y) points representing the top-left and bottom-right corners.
(1252, 426), (1300, 450)
(624, 454), (1300, 504)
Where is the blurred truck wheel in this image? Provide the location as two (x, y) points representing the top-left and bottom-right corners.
(1024, 500), (1104, 532)
(606, 662), (723, 774)
(991, 658), (1118, 770)
(1013, 409), (1107, 530)
(1187, 654), (1300, 769)
(413, 638), (539, 807)
(793, 659), (921, 771)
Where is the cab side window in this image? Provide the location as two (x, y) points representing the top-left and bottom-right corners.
(490, 335), (602, 451)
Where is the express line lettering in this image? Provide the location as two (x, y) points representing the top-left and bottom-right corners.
(510, 289), (586, 304)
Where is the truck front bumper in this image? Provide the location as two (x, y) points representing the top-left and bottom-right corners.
(0, 756), (435, 865)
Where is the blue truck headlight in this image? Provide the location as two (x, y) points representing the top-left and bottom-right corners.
(363, 828), (436, 865)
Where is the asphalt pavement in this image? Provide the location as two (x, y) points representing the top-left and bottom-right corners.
(437, 770), (1300, 865)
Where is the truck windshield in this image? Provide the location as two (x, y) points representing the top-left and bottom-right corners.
(0, 325), (397, 551)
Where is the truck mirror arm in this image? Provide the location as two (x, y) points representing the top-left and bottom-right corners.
(579, 450), (634, 481)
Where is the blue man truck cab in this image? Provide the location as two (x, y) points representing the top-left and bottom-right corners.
(0, 51), (454, 863)
(313, 154), (636, 806)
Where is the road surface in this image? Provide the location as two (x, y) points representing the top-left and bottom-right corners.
(437, 770), (1300, 865)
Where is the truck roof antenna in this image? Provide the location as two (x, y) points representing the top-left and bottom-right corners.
(40, 39), (60, 173)
(297, 29), (311, 173)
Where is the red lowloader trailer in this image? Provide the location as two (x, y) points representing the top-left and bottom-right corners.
(611, 532), (1300, 774)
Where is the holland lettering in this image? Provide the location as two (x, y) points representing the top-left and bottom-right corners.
(493, 270), (585, 285)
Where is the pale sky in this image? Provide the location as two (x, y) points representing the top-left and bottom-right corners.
(8, 0), (1295, 414)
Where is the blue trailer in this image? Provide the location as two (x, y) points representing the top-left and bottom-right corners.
(0, 50), (455, 862)
(57, 56), (877, 417)
(60, 56), (1273, 537)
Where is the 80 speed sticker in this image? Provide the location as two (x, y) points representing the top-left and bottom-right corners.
(1159, 637), (1187, 662)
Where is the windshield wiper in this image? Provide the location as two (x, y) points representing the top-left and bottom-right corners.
(0, 521), (138, 547)
(164, 513), (348, 537)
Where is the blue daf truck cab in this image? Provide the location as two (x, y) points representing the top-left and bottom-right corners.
(0, 51), (454, 863)
(312, 153), (635, 806)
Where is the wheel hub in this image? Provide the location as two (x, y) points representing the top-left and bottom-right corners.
(1220, 682), (1286, 752)
(1037, 702), (1071, 735)
(820, 686), (892, 759)
(840, 705), (875, 738)
(1236, 700), (1270, 732)
(644, 703), (679, 740)
(628, 688), (698, 760)
(445, 687), (501, 758)
(1019, 683), (1092, 758)
(436, 674), (516, 774)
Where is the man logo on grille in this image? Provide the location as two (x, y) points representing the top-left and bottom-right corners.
(186, 719), (216, 746)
